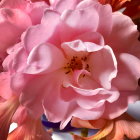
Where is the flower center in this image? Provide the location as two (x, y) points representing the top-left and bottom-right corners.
(64, 56), (90, 74)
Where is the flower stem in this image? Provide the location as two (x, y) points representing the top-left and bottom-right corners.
(81, 128), (89, 137)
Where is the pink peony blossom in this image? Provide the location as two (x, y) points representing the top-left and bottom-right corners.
(4, 0), (140, 129)
(0, 0), (48, 60)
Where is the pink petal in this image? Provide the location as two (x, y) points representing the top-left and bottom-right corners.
(0, 0), (28, 9)
(61, 40), (87, 57)
(20, 75), (49, 118)
(0, 72), (13, 99)
(12, 47), (27, 73)
(102, 89), (140, 119)
(60, 86), (78, 101)
(10, 73), (32, 95)
(106, 12), (139, 52)
(23, 10), (60, 52)
(24, 43), (65, 74)
(43, 70), (70, 122)
(27, 1), (49, 24)
(72, 104), (105, 121)
(77, 73), (101, 90)
(76, 32), (104, 46)
(112, 53), (139, 91)
(60, 103), (105, 129)
(120, 53), (140, 79)
(61, 40), (103, 58)
(77, 0), (112, 37)
(76, 88), (119, 110)
(88, 45), (117, 89)
(60, 7), (99, 42)
(52, 0), (82, 13)
(0, 8), (31, 55)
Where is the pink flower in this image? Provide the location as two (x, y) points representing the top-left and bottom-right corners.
(4, 0), (140, 129)
(0, 0), (48, 59)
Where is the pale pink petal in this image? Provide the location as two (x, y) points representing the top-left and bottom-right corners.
(11, 73), (31, 95)
(24, 43), (65, 74)
(77, 96), (106, 110)
(0, 0), (28, 9)
(106, 12), (139, 52)
(61, 40), (87, 57)
(72, 104), (105, 121)
(23, 10), (60, 52)
(112, 54), (139, 91)
(76, 88), (119, 110)
(119, 53), (140, 79)
(20, 75), (49, 118)
(102, 89), (140, 119)
(61, 40), (103, 58)
(0, 72), (13, 99)
(84, 42), (103, 52)
(43, 70), (70, 122)
(12, 47), (27, 73)
(78, 75), (101, 89)
(27, 1), (49, 24)
(60, 7), (99, 42)
(0, 8), (31, 55)
(88, 45), (117, 89)
(52, 0), (82, 13)
(60, 86), (77, 101)
(77, 0), (112, 37)
(96, 4), (112, 38)
(76, 32), (104, 46)
(76, 0), (98, 9)
(60, 103), (105, 129)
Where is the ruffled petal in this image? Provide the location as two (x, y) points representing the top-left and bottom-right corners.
(106, 12), (139, 52)
(88, 45), (117, 89)
(0, 8), (31, 56)
(52, 0), (82, 13)
(102, 88), (140, 119)
(77, 0), (112, 37)
(24, 43), (65, 74)
(112, 53), (139, 91)
(0, 72), (13, 99)
(43, 70), (70, 123)
(60, 6), (99, 42)
(23, 10), (60, 52)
